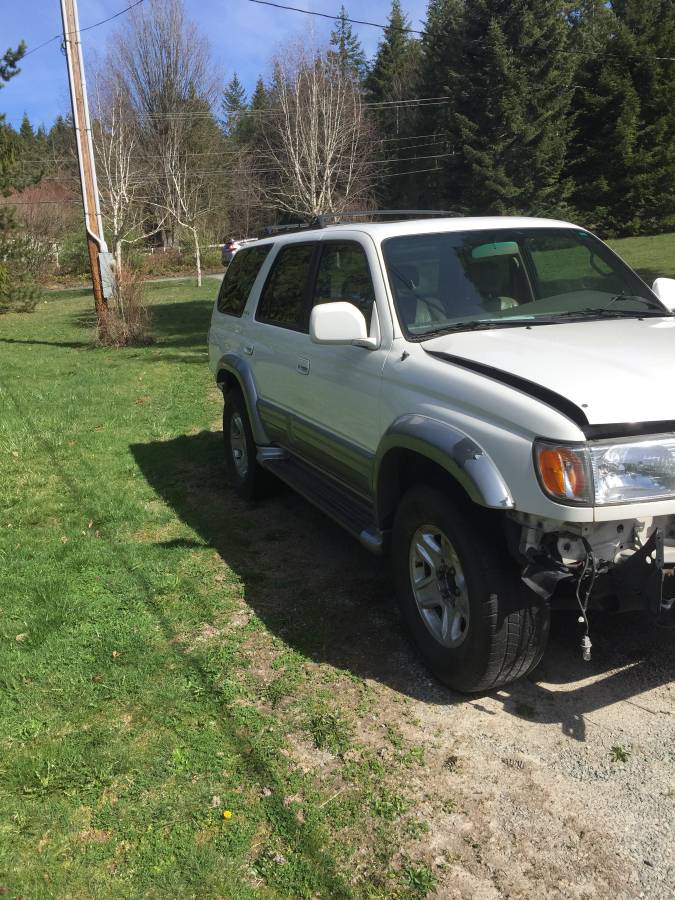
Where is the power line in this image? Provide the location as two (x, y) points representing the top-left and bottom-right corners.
(246, 0), (423, 35)
(23, 0), (146, 58)
(247, 0), (675, 62)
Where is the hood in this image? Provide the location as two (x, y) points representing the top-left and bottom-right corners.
(423, 316), (675, 432)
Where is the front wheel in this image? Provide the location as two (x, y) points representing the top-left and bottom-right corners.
(392, 485), (549, 693)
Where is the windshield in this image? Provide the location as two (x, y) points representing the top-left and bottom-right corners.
(382, 227), (665, 338)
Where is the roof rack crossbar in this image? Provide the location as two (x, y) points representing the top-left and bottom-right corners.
(258, 209), (459, 238)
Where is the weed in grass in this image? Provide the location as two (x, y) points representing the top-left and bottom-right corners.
(400, 746), (425, 768)
(610, 745), (631, 763)
(308, 710), (352, 756)
(399, 860), (437, 898)
(371, 789), (409, 820)
(404, 819), (431, 839)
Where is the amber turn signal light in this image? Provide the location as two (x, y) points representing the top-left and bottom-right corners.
(534, 442), (592, 504)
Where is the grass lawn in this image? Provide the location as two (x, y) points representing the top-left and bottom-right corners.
(607, 231), (675, 281)
(0, 281), (435, 898)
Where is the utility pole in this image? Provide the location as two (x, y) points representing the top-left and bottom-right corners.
(60, 0), (114, 337)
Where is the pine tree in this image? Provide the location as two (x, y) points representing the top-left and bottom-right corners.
(445, 0), (575, 216)
(235, 76), (269, 147)
(329, 6), (367, 80)
(1, 41), (37, 313)
(569, 0), (675, 235)
(221, 73), (247, 136)
(416, 0), (464, 205)
(366, 0), (422, 206)
(19, 113), (33, 143)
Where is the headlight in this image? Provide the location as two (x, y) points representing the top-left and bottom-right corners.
(534, 436), (675, 505)
(590, 436), (675, 504)
(534, 441), (593, 504)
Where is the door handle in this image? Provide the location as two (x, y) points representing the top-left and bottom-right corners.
(297, 357), (310, 375)
(243, 344), (254, 356)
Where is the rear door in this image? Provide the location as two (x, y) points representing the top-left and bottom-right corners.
(208, 243), (273, 371)
(246, 240), (319, 447)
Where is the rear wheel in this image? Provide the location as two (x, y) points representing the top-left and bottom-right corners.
(222, 390), (273, 500)
(392, 485), (549, 693)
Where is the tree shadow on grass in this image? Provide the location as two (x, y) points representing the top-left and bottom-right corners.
(131, 430), (674, 739)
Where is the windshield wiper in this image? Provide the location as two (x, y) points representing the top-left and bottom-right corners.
(540, 305), (665, 322)
(602, 292), (668, 313)
(421, 319), (535, 337)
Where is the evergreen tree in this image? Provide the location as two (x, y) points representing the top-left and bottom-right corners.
(1, 41), (37, 313)
(19, 113), (33, 143)
(221, 72), (247, 136)
(366, 0), (422, 206)
(236, 76), (270, 147)
(445, 0), (575, 216)
(416, 0), (464, 205)
(329, 6), (367, 80)
(569, 0), (674, 234)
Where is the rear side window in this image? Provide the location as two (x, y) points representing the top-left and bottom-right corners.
(217, 245), (271, 316)
(256, 243), (316, 331)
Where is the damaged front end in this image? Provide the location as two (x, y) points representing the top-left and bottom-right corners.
(509, 512), (675, 628)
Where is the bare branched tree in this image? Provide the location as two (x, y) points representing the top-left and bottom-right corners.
(151, 114), (216, 286)
(262, 50), (376, 218)
(108, 0), (222, 282)
(225, 147), (265, 238)
(92, 76), (164, 270)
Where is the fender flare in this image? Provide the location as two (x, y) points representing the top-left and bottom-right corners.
(216, 353), (270, 446)
(374, 414), (514, 522)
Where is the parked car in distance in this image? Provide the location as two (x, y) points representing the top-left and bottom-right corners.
(222, 237), (258, 268)
(208, 213), (675, 692)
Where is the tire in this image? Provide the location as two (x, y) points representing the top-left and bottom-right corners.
(392, 485), (550, 693)
(222, 389), (273, 500)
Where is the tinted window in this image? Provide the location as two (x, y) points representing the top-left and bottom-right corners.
(217, 245), (271, 316)
(256, 243), (316, 330)
(313, 241), (375, 327)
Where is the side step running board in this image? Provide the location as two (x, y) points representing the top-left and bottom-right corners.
(259, 452), (384, 554)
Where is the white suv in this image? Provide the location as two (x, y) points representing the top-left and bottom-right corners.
(208, 215), (675, 692)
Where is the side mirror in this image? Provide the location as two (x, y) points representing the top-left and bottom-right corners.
(652, 277), (675, 312)
(310, 302), (376, 347)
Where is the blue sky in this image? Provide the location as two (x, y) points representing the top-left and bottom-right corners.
(2, 0), (429, 129)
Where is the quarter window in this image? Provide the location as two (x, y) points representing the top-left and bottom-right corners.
(256, 243), (316, 331)
(216, 245), (271, 316)
(313, 241), (375, 327)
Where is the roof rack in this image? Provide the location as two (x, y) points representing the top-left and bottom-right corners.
(258, 209), (458, 238)
(316, 209), (458, 226)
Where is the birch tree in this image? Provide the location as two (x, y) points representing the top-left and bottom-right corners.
(263, 50), (375, 218)
(92, 78), (163, 271)
(108, 0), (222, 274)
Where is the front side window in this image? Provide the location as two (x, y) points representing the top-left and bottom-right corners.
(313, 241), (375, 328)
(256, 243), (316, 331)
(217, 244), (271, 316)
(382, 228), (662, 338)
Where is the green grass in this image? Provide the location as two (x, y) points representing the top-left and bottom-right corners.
(0, 281), (434, 898)
(607, 232), (675, 282)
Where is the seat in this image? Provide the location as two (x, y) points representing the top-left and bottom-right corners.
(470, 258), (520, 312)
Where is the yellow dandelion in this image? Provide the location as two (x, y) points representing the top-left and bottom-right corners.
(223, 810), (233, 819)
